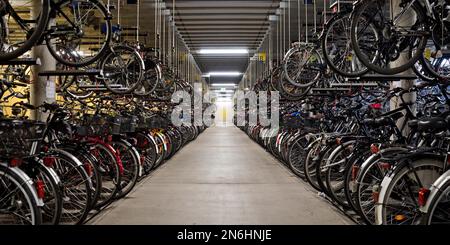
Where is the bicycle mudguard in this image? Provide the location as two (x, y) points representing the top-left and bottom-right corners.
(420, 169), (450, 214)
(0, 162), (44, 207)
(357, 147), (408, 181)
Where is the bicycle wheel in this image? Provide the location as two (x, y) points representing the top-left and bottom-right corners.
(279, 72), (311, 99)
(325, 142), (354, 208)
(134, 63), (161, 96)
(63, 145), (102, 208)
(45, 0), (111, 67)
(136, 132), (157, 176)
(343, 149), (372, 213)
(56, 72), (98, 99)
(288, 135), (309, 178)
(50, 150), (92, 225)
(112, 140), (139, 199)
(379, 157), (443, 225)
(425, 180), (450, 225)
(0, 164), (42, 225)
(322, 12), (369, 77)
(91, 143), (120, 209)
(304, 139), (322, 191)
(350, 0), (428, 75)
(355, 147), (406, 224)
(419, 40), (450, 80)
(34, 164), (62, 225)
(99, 45), (144, 94)
(315, 144), (336, 195)
(0, 0), (49, 61)
(283, 46), (323, 87)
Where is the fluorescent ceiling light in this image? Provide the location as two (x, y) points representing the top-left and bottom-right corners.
(213, 90), (234, 93)
(207, 72), (241, 76)
(198, 49), (248, 54)
(211, 83), (237, 87)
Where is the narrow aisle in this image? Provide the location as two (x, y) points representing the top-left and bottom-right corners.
(90, 127), (352, 225)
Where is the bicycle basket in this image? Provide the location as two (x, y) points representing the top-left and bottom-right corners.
(120, 116), (138, 133)
(0, 119), (45, 156)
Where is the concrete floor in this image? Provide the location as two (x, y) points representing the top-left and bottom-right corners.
(90, 126), (352, 225)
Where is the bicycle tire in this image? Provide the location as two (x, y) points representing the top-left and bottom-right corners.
(321, 12), (369, 77)
(350, 0), (428, 75)
(0, 0), (49, 61)
(0, 164), (42, 225)
(113, 139), (140, 199)
(99, 45), (145, 94)
(45, 0), (111, 67)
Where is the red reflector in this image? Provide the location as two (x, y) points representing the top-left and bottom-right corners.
(372, 185), (380, 203)
(140, 139), (148, 147)
(9, 158), (23, 167)
(107, 135), (113, 142)
(84, 163), (93, 176)
(418, 188), (430, 207)
(140, 156), (145, 165)
(351, 165), (360, 180)
(36, 179), (45, 199)
(378, 162), (391, 169)
(370, 144), (379, 154)
(370, 103), (382, 110)
(43, 156), (55, 167)
(42, 145), (49, 152)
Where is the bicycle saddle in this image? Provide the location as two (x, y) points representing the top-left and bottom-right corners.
(407, 119), (418, 129)
(363, 111), (404, 127)
(417, 117), (447, 132)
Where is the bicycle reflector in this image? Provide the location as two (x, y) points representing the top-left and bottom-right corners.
(372, 185), (380, 203)
(107, 135), (113, 142)
(418, 188), (430, 207)
(140, 138), (149, 147)
(43, 156), (55, 167)
(351, 165), (360, 181)
(378, 162), (391, 170)
(370, 144), (380, 154)
(36, 179), (45, 199)
(370, 103), (382, 110)
(84, 163), (93, 177)
(9, 158), (23, 167)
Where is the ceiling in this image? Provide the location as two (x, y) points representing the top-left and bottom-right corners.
(113, 0), (327, 87)
(165, 0), (280, 85)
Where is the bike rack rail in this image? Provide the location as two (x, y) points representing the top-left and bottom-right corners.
(38, 70), (103, 77)
(0, 58), (41, 66)
(344, 74), (418, 82)
(329, 82), (380, 87)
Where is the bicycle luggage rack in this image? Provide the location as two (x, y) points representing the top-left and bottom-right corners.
(0, 58), (41, 66)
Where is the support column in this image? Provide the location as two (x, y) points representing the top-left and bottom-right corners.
(390, 0), (416, 135)
(30, 2), (56, 121)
